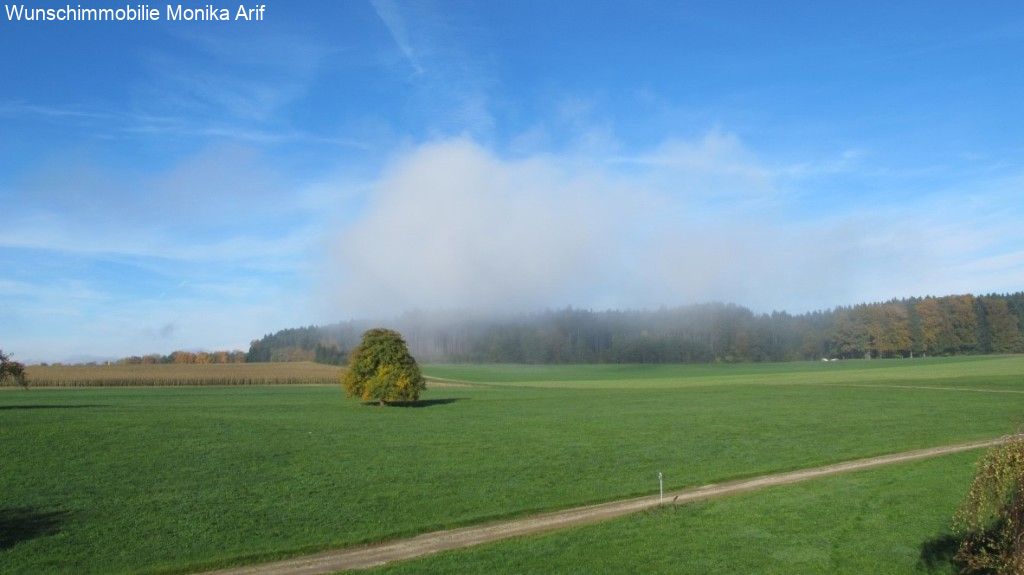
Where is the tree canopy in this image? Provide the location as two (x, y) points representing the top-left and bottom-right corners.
(0, 349), (27, 389)
(341, 329), (426, 405)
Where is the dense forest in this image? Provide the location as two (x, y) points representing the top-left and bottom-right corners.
(247, 293), (1024, 365)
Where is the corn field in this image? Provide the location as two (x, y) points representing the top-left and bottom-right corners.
(10, 361), (343, 387)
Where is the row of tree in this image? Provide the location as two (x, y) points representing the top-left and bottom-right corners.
(117, 350), (248, 365)
(248, 293), (1024, 364)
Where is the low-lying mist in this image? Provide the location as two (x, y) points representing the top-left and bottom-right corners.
(321, 135), (1014, 319)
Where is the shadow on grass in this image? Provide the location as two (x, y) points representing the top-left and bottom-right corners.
(0, 404), (107, 410)
(363, 398), (467, 408)
(918, 533), (961, 572)
(0, 507), (68, 549)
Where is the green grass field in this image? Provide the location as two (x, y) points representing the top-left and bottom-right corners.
(426, 355), (1024, 389)
(1, 356), (1022, 573)
(372, 450), (977, 574)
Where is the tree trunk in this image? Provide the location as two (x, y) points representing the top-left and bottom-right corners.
(378, 398), (386, 407)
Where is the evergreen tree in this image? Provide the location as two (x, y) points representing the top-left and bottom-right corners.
(249, 292), (1024, 365)
(982, 297), (1024, 353)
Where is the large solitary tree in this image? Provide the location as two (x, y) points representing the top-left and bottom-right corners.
(341, 329), (425, 405)
(0, 349), (27, 389)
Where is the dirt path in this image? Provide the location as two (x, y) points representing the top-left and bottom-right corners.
(822, 383), (1024, 394)
(202, 436), (1007, 575)
(422, 376), (475, 388)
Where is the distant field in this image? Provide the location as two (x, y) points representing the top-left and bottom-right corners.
(2, 356), (1022, 573)
(15, 361), (342, 387)
(424, 355), (1024, 389)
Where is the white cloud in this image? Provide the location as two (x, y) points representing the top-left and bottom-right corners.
(326, 138), (625, 314)
(323, 134), (1024, 316)
(7, 129), (1022, 362)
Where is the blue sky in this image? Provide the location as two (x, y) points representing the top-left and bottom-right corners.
(2, 1), (1023, 361)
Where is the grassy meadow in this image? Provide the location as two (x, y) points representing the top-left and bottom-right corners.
(426, 354), (1024, 389)
(373, 450), (978, 575)
(1, 356), (1022, 573)
(15, 361), (342, 387)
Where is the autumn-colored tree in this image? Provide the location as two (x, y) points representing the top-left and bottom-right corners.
(906, 298), (925, 357)
(342, 329), (426, 406)
(864, 303), (911, 358)
(982, 297), (1024, 353)
(954, 434), (1024, 573)
(0, 349), (27, 389)
(832, 306), (869, 358)
(949, 295), (980, 353)
(917, 297), (956, 355)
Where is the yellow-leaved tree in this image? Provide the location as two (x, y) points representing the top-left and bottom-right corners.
(341, 329), (425, 406)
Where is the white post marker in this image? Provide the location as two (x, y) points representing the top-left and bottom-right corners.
(658, 471), (663, 503)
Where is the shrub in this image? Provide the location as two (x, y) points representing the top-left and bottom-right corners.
(954, 434), (1024, 573)
(0, 349), (27, 389)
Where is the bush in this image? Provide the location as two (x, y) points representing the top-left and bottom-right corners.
(954, 434), (1024, 573)
(0, 349), (27, 389)
(341, 329), (425, 405)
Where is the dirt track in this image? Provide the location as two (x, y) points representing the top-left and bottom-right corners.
(201, 436), (1006, 575)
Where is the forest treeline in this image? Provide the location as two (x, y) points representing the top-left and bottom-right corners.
(247, 293), (1024, 365)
